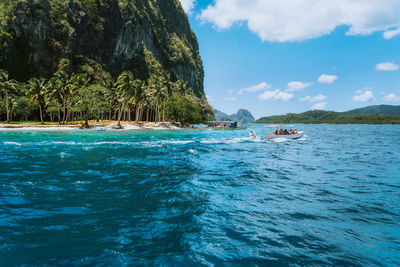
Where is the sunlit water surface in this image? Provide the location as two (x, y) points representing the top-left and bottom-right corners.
(0, 124), (399, 265)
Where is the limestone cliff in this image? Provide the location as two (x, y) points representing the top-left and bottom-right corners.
(0, 0), (205, 96)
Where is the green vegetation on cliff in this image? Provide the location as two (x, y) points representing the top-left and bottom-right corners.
(256, 110), (400, 124)
(0, 0), (204, 96)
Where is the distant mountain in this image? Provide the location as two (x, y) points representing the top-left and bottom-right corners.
(214, 109), (231, 121)
(230, 109), (256, 123)
(214, 109), (255, 123)
(345, 105), (400, 116)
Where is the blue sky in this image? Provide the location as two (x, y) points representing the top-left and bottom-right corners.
(180, 0), (400, 118)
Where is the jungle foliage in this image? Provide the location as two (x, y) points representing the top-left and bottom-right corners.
(256, 110), (400, 124)
(0, 58), (209, 126)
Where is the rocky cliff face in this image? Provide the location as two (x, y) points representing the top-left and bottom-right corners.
(0, 0), (204, 96)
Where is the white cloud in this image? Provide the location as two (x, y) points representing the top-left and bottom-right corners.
(239, 82), (271, 94)
(312, 102), (327, 110)
(299, 94), (327, 102)
(353, 90), (375, 102)
(199, 1), (400, 42)
(375, 62), (399, 71)
(318, 74), (338, 84)
(225, 97), (237, 101)
(258, 90), (293, 101)
(287, 81), (312, 92)
(179, 0), (195, 13)
(383, 28), (400, 39)
(206, 95), (214, 102)
(383, 93), (400, 102)
(228, 89), (234, 94)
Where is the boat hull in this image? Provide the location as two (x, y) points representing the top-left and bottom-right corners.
(250, 131), (304, 140)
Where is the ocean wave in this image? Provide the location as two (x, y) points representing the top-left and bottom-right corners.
(3, 141), (23, 146)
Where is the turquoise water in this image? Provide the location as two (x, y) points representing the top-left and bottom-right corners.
(0, 124), (399, 265)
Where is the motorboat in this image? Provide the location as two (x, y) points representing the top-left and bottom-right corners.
(250, 130), (303, 140)
(249, 125), (304, 141)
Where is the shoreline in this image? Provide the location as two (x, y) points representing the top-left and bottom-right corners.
(0, 121), (182, 131)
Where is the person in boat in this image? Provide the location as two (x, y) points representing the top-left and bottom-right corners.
(279, 129), (283, 135)
(284, 129), (289, 135)
(274, 129), (278, 135)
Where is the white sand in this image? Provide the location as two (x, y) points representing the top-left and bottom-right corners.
(0, 122), (182, 131)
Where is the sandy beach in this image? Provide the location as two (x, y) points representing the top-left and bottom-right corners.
(0, 121), (182, 131)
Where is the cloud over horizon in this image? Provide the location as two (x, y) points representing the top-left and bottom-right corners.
(179, 0), (195, 13)
(287, 81), (312, 92)
(239, 82), (271, 94)
(258, 90), (294, 101)
(353, 90), (375, 102)
(199, 0), (400, 42)
(383, 93), (400, 102)
(318, 74), (338, 84)
(375, 62), (399, 71)
(300, 95), (327, 103)
(311, 102), (327, 110)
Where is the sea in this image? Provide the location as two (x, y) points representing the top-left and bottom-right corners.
(0, 124), (399, 266)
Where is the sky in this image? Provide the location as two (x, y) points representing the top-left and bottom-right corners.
(179, 0), (400, 118)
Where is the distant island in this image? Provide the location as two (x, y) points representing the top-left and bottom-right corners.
(214, 109), (255, 123)
(256, 105), (400, 124)
(345, 105), (400, 116)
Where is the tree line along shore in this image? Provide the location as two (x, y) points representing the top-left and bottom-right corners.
(256, 110), (400, 124)
(0, 58), (211, 128)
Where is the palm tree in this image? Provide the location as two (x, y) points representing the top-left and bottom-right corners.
(132, 79), (145, 122)
(0, 70), (17, 123)
(26, 78), (46, 124)
(114, 71), (136, 128)
(53, 69), (70, 123)
(143, 89), (156, 122)
(65, 73), (89, 122)
(148, 74), (167, 122)
(46, 77), (63, 123)
(172, 80), (190, 96)
(104, 84), (118, 120)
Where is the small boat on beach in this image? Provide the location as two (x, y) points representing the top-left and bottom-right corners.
(207, 120), (238, 129)
(250, 126), (304, 141)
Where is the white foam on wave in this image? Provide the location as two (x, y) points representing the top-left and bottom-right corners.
(201, 137), (253, 144)
(53, 141), (77, 145)
(226, 137), (252, 144)
(89, 141), (131, 145)
(3, 141), (23, 146)
(270, 138), (292, 143)
(60, 152), (71, 158)
(167, 140), (194, 145)
(141, 140), (195, 147)
(200, 139), (221, 144)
